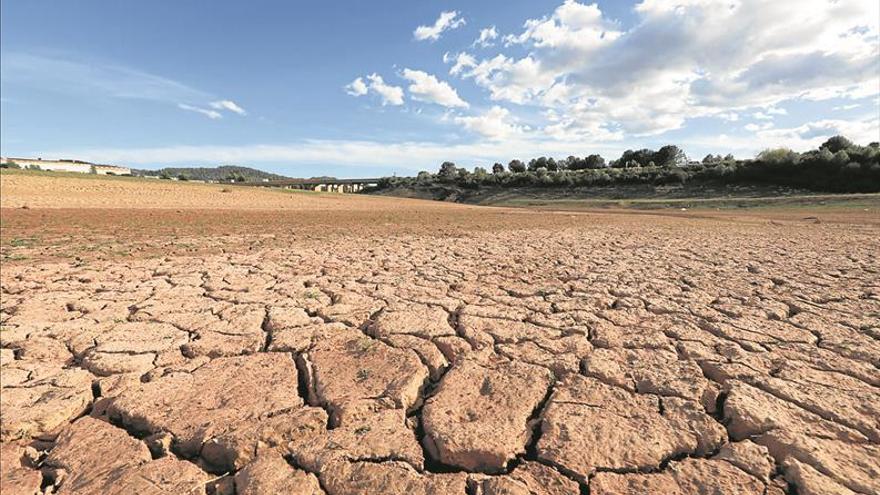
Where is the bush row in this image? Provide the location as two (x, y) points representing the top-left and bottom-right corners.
(375, 136), (880, 194)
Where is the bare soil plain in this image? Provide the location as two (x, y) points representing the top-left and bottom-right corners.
(1, 171), (879, 495)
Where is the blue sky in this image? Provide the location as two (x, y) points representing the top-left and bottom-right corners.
(1, 0), (878, 177)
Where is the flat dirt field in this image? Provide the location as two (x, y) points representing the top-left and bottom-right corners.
(1, 171), (879, 495)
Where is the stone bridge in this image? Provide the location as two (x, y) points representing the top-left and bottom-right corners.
(241, 178), (382, 193)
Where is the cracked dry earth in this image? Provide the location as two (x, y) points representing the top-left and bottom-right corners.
(1, 193), (880, 494)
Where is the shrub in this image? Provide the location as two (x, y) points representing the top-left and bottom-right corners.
(756, 148), (798, 163)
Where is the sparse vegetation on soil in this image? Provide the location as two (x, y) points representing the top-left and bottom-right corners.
(1, 173), (878, 495)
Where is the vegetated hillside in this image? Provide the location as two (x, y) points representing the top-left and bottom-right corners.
(369, 136), (880, 203)
(134, 165), (288, 182)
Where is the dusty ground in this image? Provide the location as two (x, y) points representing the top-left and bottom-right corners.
(1, 171), (879, 495)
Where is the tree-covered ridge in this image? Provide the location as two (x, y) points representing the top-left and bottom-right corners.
(377, 136), (880, 194)
(134, 165), (289, 182)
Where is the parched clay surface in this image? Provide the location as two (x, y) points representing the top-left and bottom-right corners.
(1, 195), (879, 494)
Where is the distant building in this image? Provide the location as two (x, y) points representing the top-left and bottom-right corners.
(0, 157), (131, 175)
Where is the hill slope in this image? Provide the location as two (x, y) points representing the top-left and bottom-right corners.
(134, 165), (288, 181)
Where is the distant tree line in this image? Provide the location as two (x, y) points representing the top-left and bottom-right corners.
(375, 136), (879, 194)
(134, 165), (288, 182)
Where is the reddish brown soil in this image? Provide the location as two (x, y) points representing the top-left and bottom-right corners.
(1, 172), (878, 494)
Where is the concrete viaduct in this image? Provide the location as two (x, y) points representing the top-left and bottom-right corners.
(241, 178), (382, 193)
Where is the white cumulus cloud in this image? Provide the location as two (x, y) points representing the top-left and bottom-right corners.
(473, 26), (498, 47)
(401, 69), (468, 108)
(346, 73), (404, 106)
(345, 77), (368, 96)
(414, 11), (466, 42)
(338, 0), (879, 154)
(451, 0), (879, 137)
(744, 122), (774, 132)
(754, 117), (880, 149)
(445, 52), (477, 76)
(366, 74), (404, 106)
(454, 106), (524, 139)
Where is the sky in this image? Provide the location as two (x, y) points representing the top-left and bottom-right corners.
(1, 0), (878, 177)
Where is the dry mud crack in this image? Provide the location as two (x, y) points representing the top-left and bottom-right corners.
(1, 194), (879, 494)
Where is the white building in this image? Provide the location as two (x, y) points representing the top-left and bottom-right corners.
(0, 157), (131, 175)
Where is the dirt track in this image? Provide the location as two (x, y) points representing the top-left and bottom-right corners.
(1, 172), (879, 494)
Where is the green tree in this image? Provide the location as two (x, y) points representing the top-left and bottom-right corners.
(584, 154), (605, 169)
(615, 149), (653, 168)
(508, 160), (526, 173)
(439, 161), (458, 178)
(566, 156), (584, 170)
(654, 145), (687, 167)
(820, 135), (853, 153)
